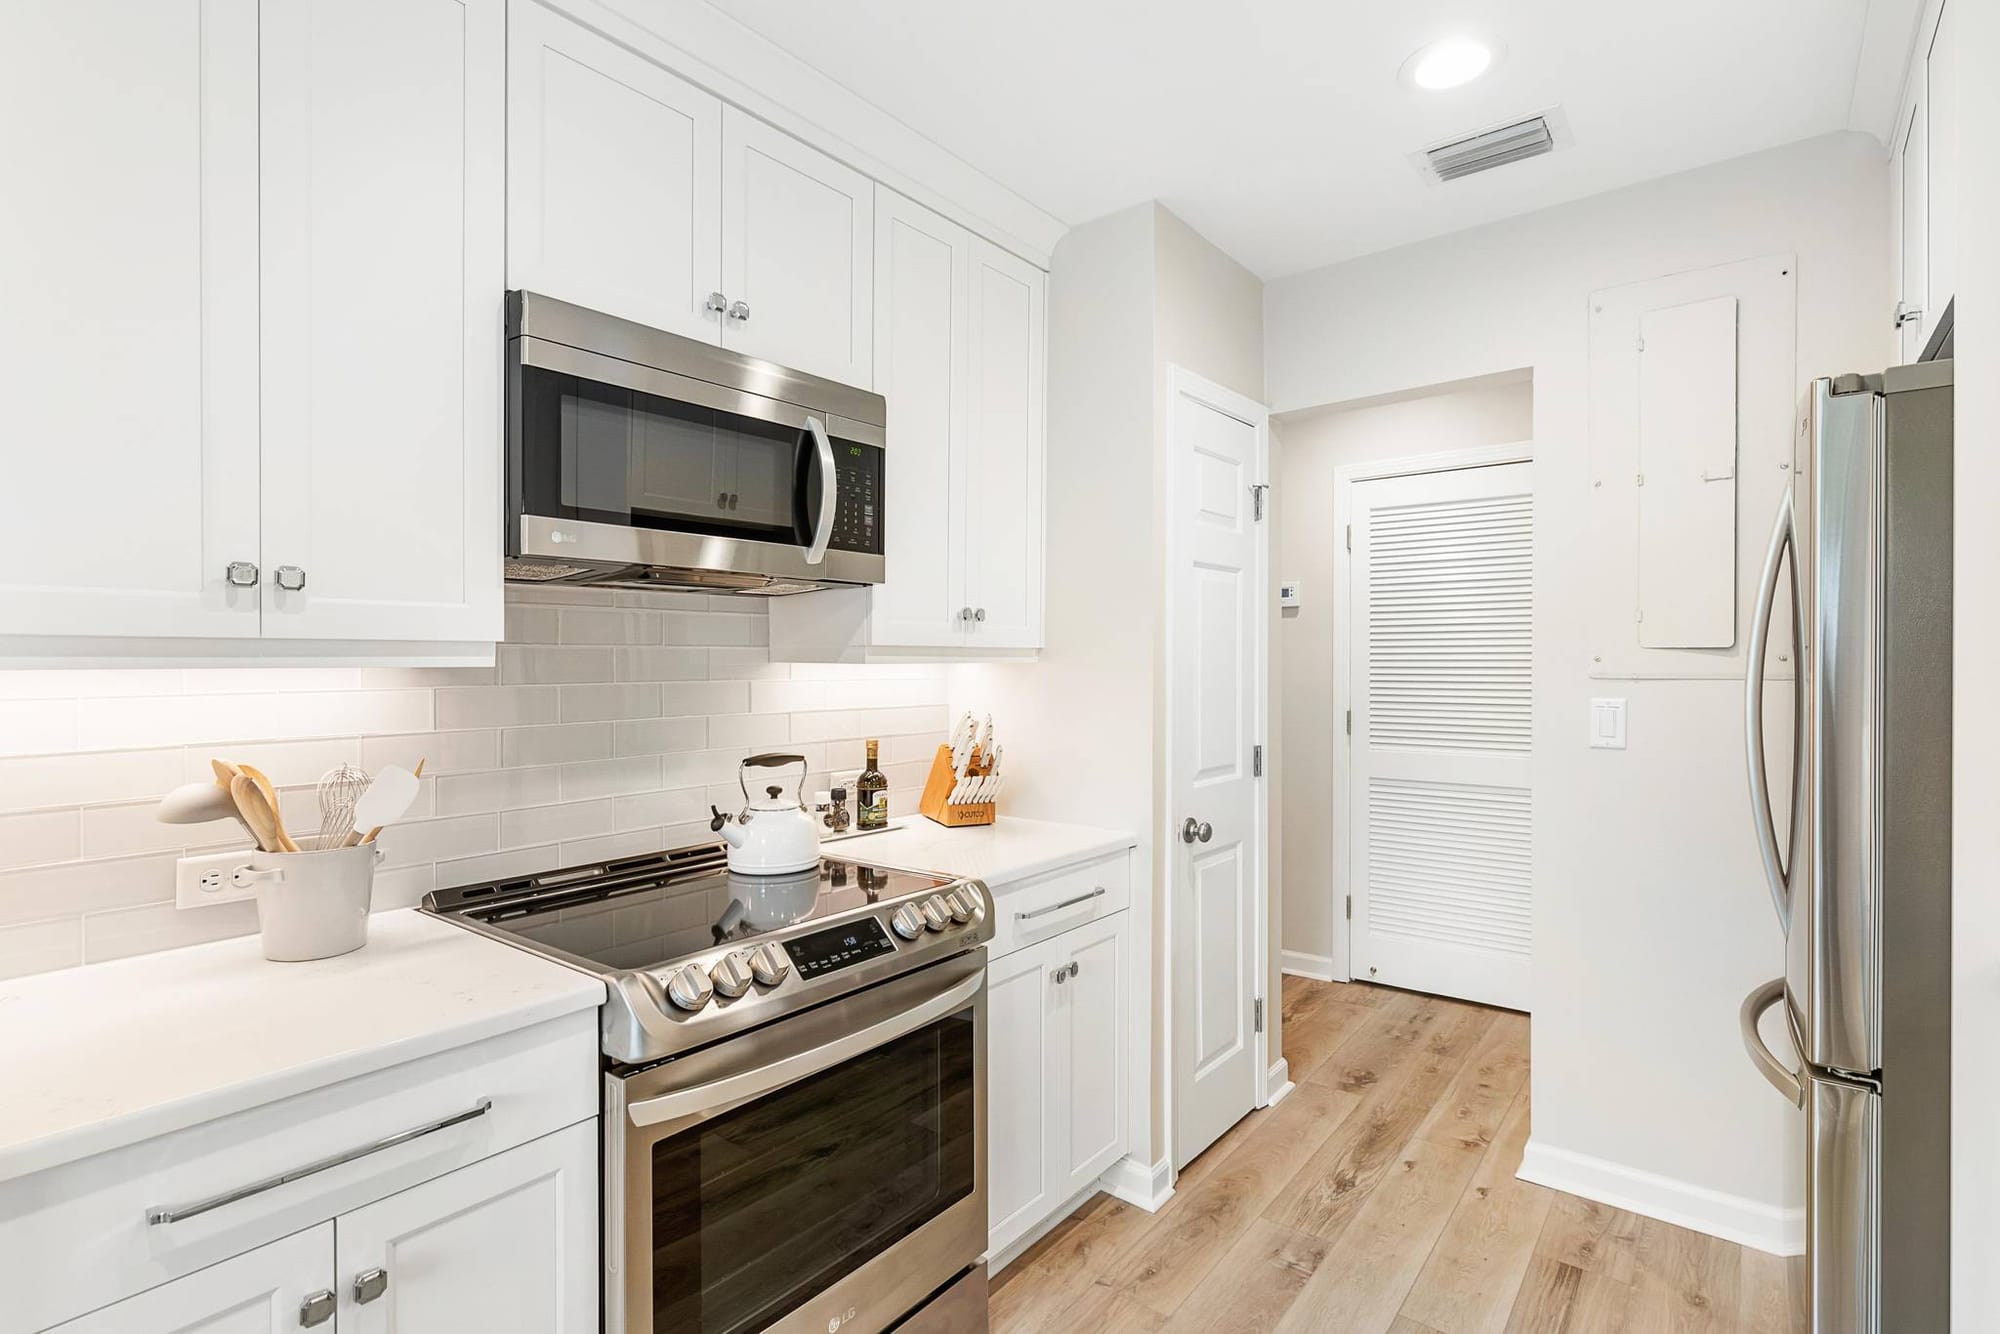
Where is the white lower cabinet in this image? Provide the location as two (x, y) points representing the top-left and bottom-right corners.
(53, 1225), (332, 1334)
(986, 905), (1129, 1261)
(335, 1120), (597, 1333)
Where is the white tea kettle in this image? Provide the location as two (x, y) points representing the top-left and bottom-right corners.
(711, 753), (822, 875)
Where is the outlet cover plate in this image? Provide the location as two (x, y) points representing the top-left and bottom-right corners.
(176, 849), (256, 909)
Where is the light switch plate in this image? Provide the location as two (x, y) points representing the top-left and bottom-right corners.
(1589, 698), (1628, 749)
(176, 849), (257, 908)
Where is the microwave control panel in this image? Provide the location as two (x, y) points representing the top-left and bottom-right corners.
(829, 443), (884, 555)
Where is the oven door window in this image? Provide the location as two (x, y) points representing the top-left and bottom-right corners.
(519, 366), (813, 546)
(649, 1009), (976, 1334)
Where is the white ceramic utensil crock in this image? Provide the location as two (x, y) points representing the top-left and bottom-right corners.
(232, 843), (381, 961)
(712, 753), (823, 875)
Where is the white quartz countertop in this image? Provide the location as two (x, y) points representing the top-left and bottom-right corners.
(834, 816), (1137, 889)
(0, 909), (603, 1186)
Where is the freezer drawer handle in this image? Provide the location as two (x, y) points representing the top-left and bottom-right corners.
(144, 1098), (493, 1225)
(1740, 979), (1803, 1107)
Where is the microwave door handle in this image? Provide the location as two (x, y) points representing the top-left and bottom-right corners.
(1744, 490), (1797, 929)
(802, 416), (836, 566)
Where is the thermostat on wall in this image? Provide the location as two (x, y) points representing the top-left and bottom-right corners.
(1278, 581), (1301, 608)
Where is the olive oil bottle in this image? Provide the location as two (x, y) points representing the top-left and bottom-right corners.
(856, 739), (889, 829)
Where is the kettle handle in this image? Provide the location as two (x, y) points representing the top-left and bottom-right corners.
(739, 753), (809, 806)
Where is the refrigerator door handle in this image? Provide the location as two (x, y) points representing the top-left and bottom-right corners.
(1741, 977), (1804, 1106)
(1744, 490), (1802, 928)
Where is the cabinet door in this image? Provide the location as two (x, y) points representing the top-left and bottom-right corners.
(962, 241), (1046, 649)
(257, 0), (505, 643)
(336, 1121), (597, 1334)
(0, 0), (261, 640)
(986, 941), (1058, 1257)
(720, 107), (874, 387)
(507, 0), (724, 343)
(1894, 77), (1929, 362)
(1054, 913), (1129, 1201)
(871, 190), (972, 646)
(1926, 0), (1956, 334)
(52, 1224), (331, 1333)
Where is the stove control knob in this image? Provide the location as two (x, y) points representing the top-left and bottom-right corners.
(710, 951), (755, 999)
(920, 896), (950, 932)
(890, 904), (925, 940)
(665, 961), (714, 1013)
(943, 891), (973, 925)
(749, 941), (790, 987)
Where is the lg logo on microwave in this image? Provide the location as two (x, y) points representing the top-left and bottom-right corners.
(825, 1306), (860, 1333)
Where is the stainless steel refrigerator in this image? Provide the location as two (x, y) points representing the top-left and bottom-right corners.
(1741, 359), (1953, 1333)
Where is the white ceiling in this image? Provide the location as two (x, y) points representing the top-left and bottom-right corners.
(716, 0), (1892, 278)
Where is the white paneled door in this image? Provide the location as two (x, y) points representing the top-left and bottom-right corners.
(1167, 370), (1269, 1170)
(1349, 463), (1533, 1011)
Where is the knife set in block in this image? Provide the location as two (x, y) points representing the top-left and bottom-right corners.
(921, 713), (1003, 827)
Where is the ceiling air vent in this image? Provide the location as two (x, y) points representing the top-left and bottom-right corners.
(1424, 115), (1555, 182)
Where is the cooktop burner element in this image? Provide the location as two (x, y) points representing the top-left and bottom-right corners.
(423, 841), (992, 1066)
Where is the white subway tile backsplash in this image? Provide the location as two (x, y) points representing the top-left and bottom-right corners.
(436, 685), (560, 730)
(560, 683), (661, 723)
(0, 588), (943, 975)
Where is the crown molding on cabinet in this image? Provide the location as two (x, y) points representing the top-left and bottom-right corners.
(536, 0), (1068, 269)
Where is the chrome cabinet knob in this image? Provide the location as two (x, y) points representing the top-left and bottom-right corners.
(920, 896), (950, 932)
(352, 1268), (389, 1305)
(705, 291), (728, 314)
(299, 1290), (336, 1327)
(710, 951), (755, 999)
(959, 607), (973, 622)
(665, 961), (714, 1012)
(726, 299), (751, 322)
(973, 608), (986, 622)
(1181, 818), (1214, 844)
(226, 561), (260, 588)
(275, 565), (306, 592)
(890, 905), (925, 940)
(749, 941), (790, 987)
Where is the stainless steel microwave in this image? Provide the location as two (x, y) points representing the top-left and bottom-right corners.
(505, 291), (886, 595)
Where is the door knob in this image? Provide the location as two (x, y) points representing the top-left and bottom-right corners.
(353, 1268), (389, 1304)
(1182, 817), (1211, 844)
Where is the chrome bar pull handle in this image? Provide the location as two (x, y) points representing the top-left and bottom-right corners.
(1015, 887), (1107, 922)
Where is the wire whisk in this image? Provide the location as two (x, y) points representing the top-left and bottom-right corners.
(314, 764), (371, 850)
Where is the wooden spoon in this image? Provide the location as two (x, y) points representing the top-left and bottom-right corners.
(236, 763), (298, 852)
(210, 758), (241, 788)
(229, 774), (283, 853)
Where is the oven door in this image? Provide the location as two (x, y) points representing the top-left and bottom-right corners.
(510, 336), (885, 587)
(606, 951), (986, 1334)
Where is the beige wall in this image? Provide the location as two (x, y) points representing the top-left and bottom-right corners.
(1274, 375), (1534, 972)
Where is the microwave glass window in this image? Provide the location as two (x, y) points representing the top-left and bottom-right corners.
(518, 367), (884, 556)
(647, 1010), (976, 1334)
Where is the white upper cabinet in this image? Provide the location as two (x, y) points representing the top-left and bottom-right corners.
(768, 190), (1045, 661)
(506, 0), (723, 344)
(963, 241), (1047, 649)
(0, 0), (261, 641)
(1891, 0), (1955, 361)
(720, 107), (876, 387)
(258, 0), (505, 643)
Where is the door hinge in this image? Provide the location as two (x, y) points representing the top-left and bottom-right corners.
(1254, 997), (1265, 1034)
(1345, 895), (1352, 921)
(1251, 484), (1269, 521)
(1253, 744), (1264, 777)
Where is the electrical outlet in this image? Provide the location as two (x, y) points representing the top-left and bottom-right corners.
(176, 849), (257, 909)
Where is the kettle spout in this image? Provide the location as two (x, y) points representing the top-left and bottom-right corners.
(711, 805), (747, 849)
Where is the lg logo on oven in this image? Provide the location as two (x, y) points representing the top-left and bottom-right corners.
(826, 1307), (860, 1333)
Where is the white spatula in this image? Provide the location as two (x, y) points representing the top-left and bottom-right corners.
(350, 763), (422, 845)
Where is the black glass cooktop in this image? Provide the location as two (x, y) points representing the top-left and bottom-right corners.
(425, 844), (950, 974)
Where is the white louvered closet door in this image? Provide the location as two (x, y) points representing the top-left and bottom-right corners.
(1350, 463), (1532, 1010)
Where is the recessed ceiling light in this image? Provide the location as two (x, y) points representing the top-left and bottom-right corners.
(1403, 37), (1496, 91)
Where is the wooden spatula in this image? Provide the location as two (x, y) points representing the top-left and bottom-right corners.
(229, 774), (285, 854)
(236, 763), (298, 852)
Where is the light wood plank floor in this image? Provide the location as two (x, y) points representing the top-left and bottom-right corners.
(990, 976), (1805, 1334)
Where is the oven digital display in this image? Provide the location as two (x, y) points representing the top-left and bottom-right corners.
(784, 917), (897, 978)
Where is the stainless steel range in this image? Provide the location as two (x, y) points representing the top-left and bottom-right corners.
(424, 842), (993, 1334)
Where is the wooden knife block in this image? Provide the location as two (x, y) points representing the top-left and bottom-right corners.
(920, 743), (996, 828)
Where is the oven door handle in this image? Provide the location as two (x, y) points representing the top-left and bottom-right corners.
(802, 416), (836, 566)
(625, 965), (984, 1128)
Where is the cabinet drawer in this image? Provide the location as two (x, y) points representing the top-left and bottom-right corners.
(986, 852), (1130, 960)
(0, 1011), (595, 1334)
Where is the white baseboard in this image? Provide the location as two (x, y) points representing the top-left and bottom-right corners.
(1281, 949), (1338, 981)
(1098, 1153), (1174, 1213)
(1265, 1058), (1294, 1107)
(1517, 1138), (1804, 1257)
